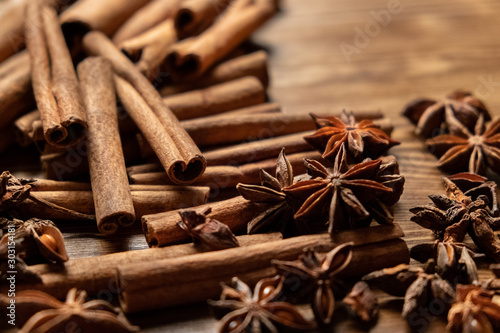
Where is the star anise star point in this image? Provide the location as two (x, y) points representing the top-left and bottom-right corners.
(304, 110), (399, 162)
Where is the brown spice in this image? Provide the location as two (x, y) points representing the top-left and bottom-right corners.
(26, 3), (87, 147)
(78, 57), (135, 234)
(116, 224), (408, 313)
(159, 51), (270, 95)
(113, 0), (181, 44)
(174, 0), (232, 37)
(82, 31), (207, 184)
(164, 0), (279, 80)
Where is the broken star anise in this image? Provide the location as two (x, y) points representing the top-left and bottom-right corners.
(425, 114), (500, 175)
(177, 208), (239, 250)
(402, 90), (490, 138)
(0, 217), (69, 263)
(0, 288), (139, 332)
(208, 275), (317, 333)
(272, 242), (353, 325)
(283, 144), (404, 233)
(304, 110), (399, 162)
(237, 148), (306, 236)
(410, 176), (500, 262)
(447, 284), (500, 333)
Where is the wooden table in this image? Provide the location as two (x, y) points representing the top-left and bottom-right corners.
(2, 0), (499, 331)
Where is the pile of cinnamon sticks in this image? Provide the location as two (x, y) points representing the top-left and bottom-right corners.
(0, 0), (407, 325)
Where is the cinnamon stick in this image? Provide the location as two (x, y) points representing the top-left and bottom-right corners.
(3, 232), (282, 300)
(165, 0), (278, 80)
(133, 133), (314, 177)
(26, 3), (87, 147)
(83, 31), (207, 185)
(117, 224), (408, 312)
(182, 112), (388, 147)
(0, 0), (27, 62)
(119, 19), (178, 79)
(162, 76), (266, 120)
(0, 51), (35, 128)
(174, 0), (231, 37)
(60, 0), (151, 44)
(130, 151), (322, 189)
(40, 135), (142, 181)
(10, 186), (210, 221)
(113, 0), (181, 44)
(143, 196), (266, 247)
(159, 51), (269, 95)
(13, 109), (41, 147)
(77, 57), (135, 234)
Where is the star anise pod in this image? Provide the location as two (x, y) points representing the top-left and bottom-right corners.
(425, 114), (500, 175)
(447, 173), (499, 217)
(0, 234), (42, 285)
(283, 144), (404, 233)
(208, 275), (317, 332)
(402, 90), (490, 138)
(0, 288), (139, 332)
(342, 281), (379, 323)
(272, 242), (353, 325)
(402, 271), (456, 322)
(177, 208), (239, 250)
(447, 284), (500, 333)
(362, 264), (422, 297)
(237, 149), (306, 236)
(0, 217), (69, 263)
(410, 176), (500, 261)
(411, 241), (478, 286)
(304, 110), (399, 162)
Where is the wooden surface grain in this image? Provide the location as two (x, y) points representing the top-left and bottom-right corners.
(2, 0), (500, 332)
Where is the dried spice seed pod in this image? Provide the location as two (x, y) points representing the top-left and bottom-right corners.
(0, 288), (139, 332)
(343, 281), (379, 323)
(362, 264), (422, 297)
(402, 90), (490, 138)
(237, 148), (306, 236)
(177, 208), (240, 250)
(425, 114), (500, 176)
(31, 224), (69, 263)
(273, 242), (353, 325)
(284, 144), (404, 233)
(208, 275), (317, 332)
(304, 110), (399, 162)
(447, 285), (500, 332)
(410, 176), (500, 262)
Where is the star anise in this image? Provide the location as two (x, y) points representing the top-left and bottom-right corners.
(237, 149), (306, 236)
(410, 176), (500, 261)
(208, 275), (317, 332)
(362, 264), (422, 297)
(425, 114), (500, 175)
(0, 217), (69, 263)
(0, 233), (42, 284)
(283, 144), (404, 233)
(272, 242), (353, 325)
(177, 208), (240, 250)
(0, 288), (139, 332)
(342, 281), (379, 323)
(411, 241), (478, 286)
(447, 284), (500, 333)
(447, 173), (498, 217)
(402, 90), (490, 138)
(0, 171), (94, 220)
(304, 111), (399, 162)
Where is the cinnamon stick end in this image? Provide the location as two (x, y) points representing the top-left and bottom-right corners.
(98, 213), (134, 234)
(168, 155), (207, 185)
(165, 51), (202, 81)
